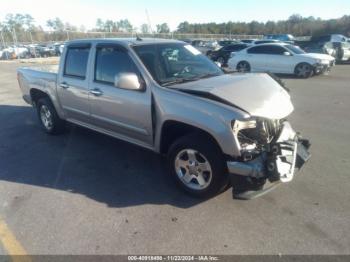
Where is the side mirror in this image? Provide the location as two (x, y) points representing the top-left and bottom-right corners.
(114, 73), (143, 91)
(283, 51), (292, 56)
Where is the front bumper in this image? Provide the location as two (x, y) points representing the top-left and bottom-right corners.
(227, 122), (311, 199)
(313, 61), (335, 74)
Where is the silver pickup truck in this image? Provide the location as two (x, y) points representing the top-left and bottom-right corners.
(17, 38), (311, 199)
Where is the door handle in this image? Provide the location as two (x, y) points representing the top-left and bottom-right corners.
(89, 88), (103, 96)
(60, 82), (69, 89)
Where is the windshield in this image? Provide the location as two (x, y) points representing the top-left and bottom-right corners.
(285, 45), (305, 54)
(133, 43), (223, 86)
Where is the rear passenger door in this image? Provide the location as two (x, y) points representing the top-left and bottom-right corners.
(246, 46), (269, 71)
(57, 44), (91, 123)
(223, 44), (247, 60)
(88, 44), (153, 147)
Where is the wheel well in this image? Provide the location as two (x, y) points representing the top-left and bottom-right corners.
(160, 121), (221, 155)
(294, 62), (313, 73)
(30, 89), (49, 106)
(237, 60), (250, 68)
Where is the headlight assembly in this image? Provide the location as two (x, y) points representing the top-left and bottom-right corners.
(232, 119), (257, 134)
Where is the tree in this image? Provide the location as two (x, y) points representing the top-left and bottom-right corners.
(65, 22), (77, 31)
(105, 20), (116, 32)
(46, 17), (64, 31)
(23, 14), (35, 30)
(156, 23), (170, 33)
(96, 18), (105, 31)
(117, 19), (133, 32)
(140, 23), (150, 34)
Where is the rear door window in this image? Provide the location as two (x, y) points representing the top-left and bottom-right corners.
(266, 46), (286, 55)
(224, 44), (247, 52)
(64, 46), (90, 78)
(248, 46), (269, 54)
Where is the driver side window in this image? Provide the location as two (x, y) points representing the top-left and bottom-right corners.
(95, 46), (138, 85)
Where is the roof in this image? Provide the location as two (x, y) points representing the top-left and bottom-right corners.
(250, 42), (289, 47)
(66, 38), (184, 47)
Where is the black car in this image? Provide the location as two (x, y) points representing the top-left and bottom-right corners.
(240, 39), (257, 44)
(218, 40), (239, 47)
(208, 43), (249, 65)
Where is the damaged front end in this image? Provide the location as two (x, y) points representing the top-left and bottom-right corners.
(227, 119), (311, 199)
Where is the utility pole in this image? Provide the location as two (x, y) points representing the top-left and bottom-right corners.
(12, 28), (20, 60)
(145, 9), (154, 36)
(29, 30), (37, 58)
(0, 30), (9, 59)
(0, 30), (5, 49)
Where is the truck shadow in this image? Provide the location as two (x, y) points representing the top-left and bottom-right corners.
(0, 105), (210, 209)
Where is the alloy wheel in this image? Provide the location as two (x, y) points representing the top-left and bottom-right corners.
(174, 149), (212, 190)
(40, 105), (53, 131)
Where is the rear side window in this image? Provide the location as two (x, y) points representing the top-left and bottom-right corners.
(224, 44), (247, 52)
(248, 46), (269, 54)
(266, 46), (286, 55)
(95, 46), (138, 84)
(64, 46), (90, 78)
(248, 45), (285, 55)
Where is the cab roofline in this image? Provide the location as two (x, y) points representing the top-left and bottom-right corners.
(65, 38), (184, 47)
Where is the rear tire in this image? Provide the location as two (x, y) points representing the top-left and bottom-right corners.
(167, 133), (229, 198)
(294, 63), (313, 78)
(36, 97), (65, 135)
(236, 61), (251, 72)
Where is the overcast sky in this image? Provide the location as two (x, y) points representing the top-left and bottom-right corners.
(1, 0), (350, 30)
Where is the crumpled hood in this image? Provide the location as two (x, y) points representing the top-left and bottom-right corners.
(172, 73), (294, 119)
(299, 53), (335, 61)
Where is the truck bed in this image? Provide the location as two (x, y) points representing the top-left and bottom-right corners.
(17, 65), (59, 105)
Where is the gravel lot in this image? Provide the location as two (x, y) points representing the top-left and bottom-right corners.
(0, 61), (349, 255)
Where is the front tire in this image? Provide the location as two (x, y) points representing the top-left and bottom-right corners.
(167, 133), (228, 198)
(294, 63), (313, 78)
(36, 97), (65, 135)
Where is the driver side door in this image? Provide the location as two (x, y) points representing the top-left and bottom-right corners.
(89, 44), (153, 147)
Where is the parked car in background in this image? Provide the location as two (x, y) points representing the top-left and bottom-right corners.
(53, 43), (63, 55)
(310, 34), (348, 43)
(264, 34), (295, 44)
(218, 40), (239, 47)
(332, 42), (350, 62)
(59, 43), (65, 55)
(29, 44), (56, 58)
(253, 39), (281, 45)
(0, 49), (14, 59)
(0, 46), (29, 59)
(17, 38), (310, 199)
(228, 43), (335, 78)
(240, 39), (258, 44)
(191, 40), (220, 55)
(303, 42), (336, 57)
(208, 43), (249, 65)
(298, 40), (350, 63)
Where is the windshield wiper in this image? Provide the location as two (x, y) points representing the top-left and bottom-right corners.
(197, 73), (221, 79)
(161, 73), (220, 87)
(161, 77), (200, 87)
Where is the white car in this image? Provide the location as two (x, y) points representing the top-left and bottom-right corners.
(228, 43), (335, 78)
